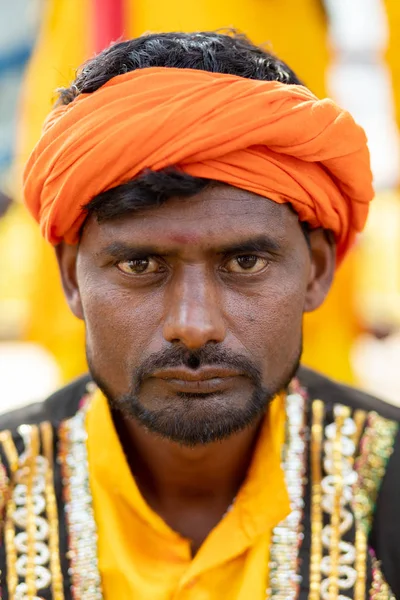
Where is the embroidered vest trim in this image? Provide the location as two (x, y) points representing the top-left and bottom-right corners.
(0, 381), (397, 600)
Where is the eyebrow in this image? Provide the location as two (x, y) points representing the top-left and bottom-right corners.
(216, 235), (282, 255)
(97, 242), (154, 260)
(98, 235), (282, 259)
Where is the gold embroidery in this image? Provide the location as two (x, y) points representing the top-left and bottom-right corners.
(41, 422), (64, 600)
(24, 425), (40, 597)
(320, 405), (358, 599)
(354, 413), (398, 533)
(350, 411), (367, 464)
(59, 396), (103, 599)
(328, 406), (348, 598)
(0, 384), (395, 600)
(0, 425), (55, 599)
(309, 400), (324, 600)
(0, 431), (20, 597)
(0, 456), (9, 599)
(354, 527), (368, 600)
(370, 556), (396, 600)
(351, 410), (367, 600)
(268, 382), (308, 599)
(0, 430), (19, 474)
(0, 456), (9, 516)
(353, 412), (398, 600)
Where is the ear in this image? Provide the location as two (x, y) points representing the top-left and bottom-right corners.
(303, 229), (336, 313)
(55, 243), (84, 320)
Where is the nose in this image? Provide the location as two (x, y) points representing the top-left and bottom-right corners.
(163, 265), (226, 350)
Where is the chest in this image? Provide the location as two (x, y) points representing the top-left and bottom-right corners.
(0, 387), (397, 599)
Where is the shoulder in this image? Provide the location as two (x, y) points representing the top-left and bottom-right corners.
(298, 367), (400, 594)
(298, 365), (400, 422)
(0, 374), (92, 431)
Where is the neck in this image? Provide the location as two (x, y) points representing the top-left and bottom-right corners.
(113, 411), (264, 553)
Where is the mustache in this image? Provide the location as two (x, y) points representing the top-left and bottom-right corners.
(133, 345), (262, 385)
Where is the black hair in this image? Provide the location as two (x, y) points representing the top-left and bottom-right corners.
(58, 31), (302, 105)
(58, 31), (307, 236)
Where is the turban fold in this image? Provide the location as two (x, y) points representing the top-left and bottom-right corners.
(23, 67), (374, 261)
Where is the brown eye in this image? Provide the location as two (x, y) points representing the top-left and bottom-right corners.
(225, 255), (268, 274)
(117, 257), (159, 275)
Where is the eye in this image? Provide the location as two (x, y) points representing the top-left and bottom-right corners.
(116, 257), (160, 275)
(224, 255), (269, 274)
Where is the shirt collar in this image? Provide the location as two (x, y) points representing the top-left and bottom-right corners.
(86, 387), (290, 571)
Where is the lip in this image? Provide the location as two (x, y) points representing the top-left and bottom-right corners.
(151, 367), (243, 394)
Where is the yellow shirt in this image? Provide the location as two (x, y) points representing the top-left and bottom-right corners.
(86, 390), (290, 599)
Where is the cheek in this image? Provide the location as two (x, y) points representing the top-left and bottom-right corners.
(223, 277), (306, 359)
(79, 279), (163, 389)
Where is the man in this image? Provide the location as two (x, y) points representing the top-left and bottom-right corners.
(1, 31), (399, 599)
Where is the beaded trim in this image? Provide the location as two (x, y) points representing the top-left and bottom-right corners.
(354, 412), (398, 534)
(1, 430), (19, 597)
(370, 552), (396, 600)
(40, 422), (64, 600)
(268, 395), (399, 600)
(320, 405), (358, 599)
(309, 400), (324, 600)
(60, 381), (310, 600)
(0, 384), (395, 600)
(268, 381), (307, 599)
(353, 413), (398, 600)
(0, 456), (9, 599)
(58, 392), (103, 600)
(351, 410), (367, 600)
(0, 425), (53, 600)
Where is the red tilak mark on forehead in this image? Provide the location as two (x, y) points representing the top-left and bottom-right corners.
(167, 233), (201, 246)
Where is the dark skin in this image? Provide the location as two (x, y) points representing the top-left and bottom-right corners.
(57, 184), (335, 554)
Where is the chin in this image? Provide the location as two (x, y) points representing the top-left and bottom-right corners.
(114, 387), (274, 446)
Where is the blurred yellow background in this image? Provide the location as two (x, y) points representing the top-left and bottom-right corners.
(1, 0), (400, 410)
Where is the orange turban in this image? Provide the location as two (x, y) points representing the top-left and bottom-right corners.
(23, 67), (373, 261)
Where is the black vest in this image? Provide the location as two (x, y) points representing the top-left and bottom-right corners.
(0, 367), (399, 599)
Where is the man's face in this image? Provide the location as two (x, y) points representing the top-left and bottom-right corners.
(59, 185), (334, 445)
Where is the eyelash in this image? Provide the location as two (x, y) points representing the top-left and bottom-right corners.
(115, 253), (270, 277)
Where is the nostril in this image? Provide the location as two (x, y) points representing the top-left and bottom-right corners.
(187, 355), (201, 369)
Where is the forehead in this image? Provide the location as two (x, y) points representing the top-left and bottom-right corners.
(83, 184), (301, 248)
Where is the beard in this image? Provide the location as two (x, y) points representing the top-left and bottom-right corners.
(88, 343), (302, 447)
